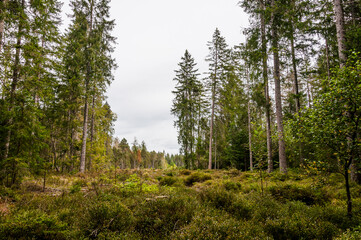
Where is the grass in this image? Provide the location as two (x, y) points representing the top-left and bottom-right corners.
(0, 169), (361, 239)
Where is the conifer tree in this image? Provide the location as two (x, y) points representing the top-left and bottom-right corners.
(64, 0), (116, 173)
(205, 29), (231, 169)
(172, 50), (202, 169)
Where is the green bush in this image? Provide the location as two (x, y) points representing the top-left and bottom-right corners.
(199, 188), (251, 220)
(184, 172), (211, 186)
(70, 183), (81, 194)
(336, 226), (361, 240)
(159, 176), (178, 186)
(179, 169), (191, 175)
(85, 201), (134, 238)
(165, 171), (176, 177)
(268, 184), (330, 205)
(134, 194), (196, 239)
(171, 208), (268, 240)
(223, 180), (241, 191)
(0, 210), (69, 240)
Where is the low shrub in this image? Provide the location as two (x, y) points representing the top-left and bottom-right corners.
(159, 176), (178, 186)
(69, 183), (81, 194)
(223, 180), (241, 191)
(0, 210), (69, 240)
(184, 172), (211, 186)
(268, 184), (330, 205)
(84, 201), (134, 238)
(134, 194), (196, 239)
(336, 226), (361, 240)
(199, 188), (251, 220)
(179, 169), (191, 175)
(165, 171), (176, 177)
(171, 208), (268, 239)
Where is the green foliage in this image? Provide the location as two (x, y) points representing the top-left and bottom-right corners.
(134, 194), (196, 239)
(179, 169), (191, 175)
(159, 176), (178, 186)
(268, 184), (330, 205)
(223, 180), (242, 191)
(0, 210), (68, 240)
(336, 226), (361, 240)
(69, 183), (81, 194)
(200, 188), (251, 220)
(85, 202), (134, 238)
(184, 172), (212, 186)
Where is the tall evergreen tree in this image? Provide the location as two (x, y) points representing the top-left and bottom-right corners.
(64, 0), (116, 173)
(171, 50), (202, 169)
(271, 0), (287, 173)
(205, 29), (231, 169)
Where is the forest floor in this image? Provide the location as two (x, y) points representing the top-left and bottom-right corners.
(1, 168), (361, 239)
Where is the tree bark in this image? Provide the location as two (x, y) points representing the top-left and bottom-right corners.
(88, 94), (95, 171)
(0, 0), (8, 50)
(271, 0), (287, 173)
(260, 0), (273, 173)
(334, 0), (347, 67)
(3, 0), (24, 161)
(325, 38), (331, 78)
(80, 91), (88, 173)
(208, 69), (217, 170)
(248, 101), (253, 171)
(80, 1), (94, 173)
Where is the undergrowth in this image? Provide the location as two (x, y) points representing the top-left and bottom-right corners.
(0, 169), (360, 239)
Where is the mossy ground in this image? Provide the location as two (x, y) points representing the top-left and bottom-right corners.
(1, 169), (361, 239)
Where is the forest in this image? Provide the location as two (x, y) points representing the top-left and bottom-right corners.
(0, 0), (361, 239)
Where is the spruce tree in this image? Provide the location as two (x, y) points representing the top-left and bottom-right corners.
(205, 29), (230, 169)
(64, 0), (116, 173)
(171, 50), (202, 169)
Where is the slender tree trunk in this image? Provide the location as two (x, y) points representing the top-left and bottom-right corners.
(0, 0), (8, 51)
(248, 101), (253, 172)
(325, 37), (331, 78)
(214, 133), (217, 169)
(290, 26), (304, 165)
(271, 0), (287, 173)
(3, 0), (24, 161)
(80, 92), (88, 173)
(290, 33), (300, 114)
(334, 0), (347, 67)
(80, 1), (94, 173)
(208, 84), (216, 169)
(260, 0), (273, 173)
(345, 160), (352, 217)
(88, 94), (95, 171)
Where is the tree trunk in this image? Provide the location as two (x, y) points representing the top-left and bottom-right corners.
(80, 93), (88, 173)
(290, 33), (300, 114)
(260, 0), (273, 173)
(80, 0), (94, 173)
(290, 25), (304, 165)
(248, 101), (253, 171)
(208, 82), (216, 169)
(271, 0), (287, 173)
(3, 0), (24, 161)
(345, 160), (352, 217)
(334, 0), (347, 67)
(88, 94), (95, 171)
(325, 38), (331, 78)
(0, 0), (8, 50)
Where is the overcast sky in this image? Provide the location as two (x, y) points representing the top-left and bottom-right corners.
(62, 0), (249, 154)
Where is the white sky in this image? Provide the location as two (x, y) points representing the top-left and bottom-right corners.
(61, 0), (249, 154)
